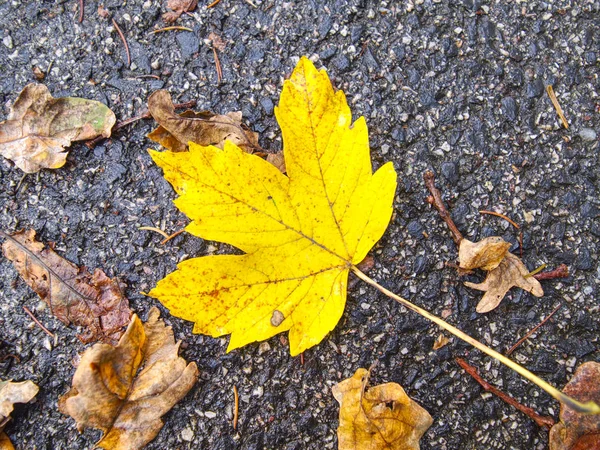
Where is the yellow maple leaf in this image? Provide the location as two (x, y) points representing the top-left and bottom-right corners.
(149, 57), (397, 355)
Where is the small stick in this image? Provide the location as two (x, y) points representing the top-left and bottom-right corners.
(139, 226), (170, 240)
(160, 228), (185, 245)
(300, 352), (304, 366)
(207, 0), (222, 7)
(455, 357), (555, 429)
(546, 85), (569, 129)
(23, 306), (55, 338)
(423, 171), (463, 245)
(78, 0), (84, 23)
(151, 26), (193, 34)
(506, 304), (562, 356)
(233, 385), (239, 430)
(213, 47), (222, 84)
(533, 264), (569, 281)
(524, 263), (547, 279)
(85, 99), (198, 148)
(112, 18), (131, 67)
(479, 210), (520, 229)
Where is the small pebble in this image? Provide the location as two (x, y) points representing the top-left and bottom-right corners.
(579, 128), (597, 142)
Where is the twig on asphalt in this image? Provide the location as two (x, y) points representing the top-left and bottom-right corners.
(424, 171), (463, 245)
(506, 304), (562, 356)
(213, 47), (222, 84)
(23, 306), (55, 338)
(207, 0), (222, 8)
(233, 385), (239, 430)
(78, 0), (84, 23)
(112, 18), (131, 67)
(455, 358), (555, 429)
(151, 26), (193, 34)
(524, 263), (547, 279)
(479, 210), (520, 230)
(160, 229), (185, 245)
(139, 226), (170, 240)
(546, 85), (569, 129)
(85, 99), (198, 148)
(533, 264), (569, 281)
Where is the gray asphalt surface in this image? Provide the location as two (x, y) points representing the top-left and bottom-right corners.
(1, 1), (599, 449)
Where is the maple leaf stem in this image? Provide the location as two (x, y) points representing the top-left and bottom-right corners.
(351, 266), (600, 415)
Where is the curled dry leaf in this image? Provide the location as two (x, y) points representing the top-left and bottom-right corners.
(0, 83), (116, 173)
(208, 32), (226, 51)
(458, 237), (511, 271)
(59, 307), (198, 450)
(163, 0), (197, 22)
(147, 90), (259, 153)
(0, 380), (39, 432)
(0, 432), (14, 450)
(1, 229), (131, 345)
(148, 57), (397, 355)
(464, 252), (543, 313)
(332, 368), (432, 450)
(432, 333), (450, 350)
(550, 362), (600, 450)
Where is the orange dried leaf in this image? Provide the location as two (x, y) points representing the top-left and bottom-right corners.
(333, 368), (432, 450)
(433, 333), (450, 350)
(147, 90), (259, 153)
(59, 307), (198, 450)
(1, 229), (131, 345)
(0, 84), (116, 173)
(0, 432), (14, 450)
(163, 0), (197, 22)
(550, 362), (600, 450)
(0, 380), (39, 432)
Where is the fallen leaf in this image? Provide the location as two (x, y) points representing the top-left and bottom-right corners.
(149, 57), (397, 355)
(1, 229), (132, 345)
(265, 151), (286, 173)
(458, 237), (511, 271)
(208, 32), (226, 51)
(0, 83), (116, 173)
(147, 90), (259, 153)
(332, 368), (432, 450)
(550, 362), (600, 450)
(0, 432), (14, 450)
(433, 333), (450, 350)
(163, 0), (197, 23)
(0, 380), (39, 432)
(59, 307), (198, 450)
(464, 252), (543, 313)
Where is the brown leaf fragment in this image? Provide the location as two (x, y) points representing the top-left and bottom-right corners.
(332, 368), (432, 450)
(1, 229), (132, 345)
(433, 334), (450, 350)
(208, 32), (226, 51)
(163, 0), (197, 22)
(458, 237), (511, 271)
(0, 380), (39, 432)
(0, 432), (14, 450)
(147, 90), (259, 153)
(550, 362), (600, 450)
(0, 83), (116, 173)
(464, 252), (543, 313)
(59, 307), (199, 450)
(266, 152), (286, 173)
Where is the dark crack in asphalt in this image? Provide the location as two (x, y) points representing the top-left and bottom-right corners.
(1, 1), (599, 449)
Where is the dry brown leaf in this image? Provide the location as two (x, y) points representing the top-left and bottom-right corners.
(432, 334), (450, 350)
(0, 83), (116, 173)
(59, 307), (199, 450)
(550, 362), (600, 450)
(147, 90), (259, 153)
(0, 432), (14, 450)
(0, 380), (39, 433)
(464, 252), (543, 313)
(1, 229), (132, 345)
(163, 0), (197, 23)
(266, 151), (286, 173)
(332, 368), (432, 450)
(208, 32), (226, 51)
(458, 237), (511, 271)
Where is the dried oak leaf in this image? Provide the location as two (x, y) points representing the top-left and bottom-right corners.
(1, 229), (132, 345)
(332, 368), (432, 450)
(163, 0), (197, 23)
(0, 83), (116, 173)
(148, 57), (397, 356)
(59, 307), (198, 450)
(0, 380), (39, 432)
(464, 252), (543, 313)
(147, 90), (259, 153)
(550, 362), (600, 450)
(458, 237), (511, 271)
(0, 432), (14, 450)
